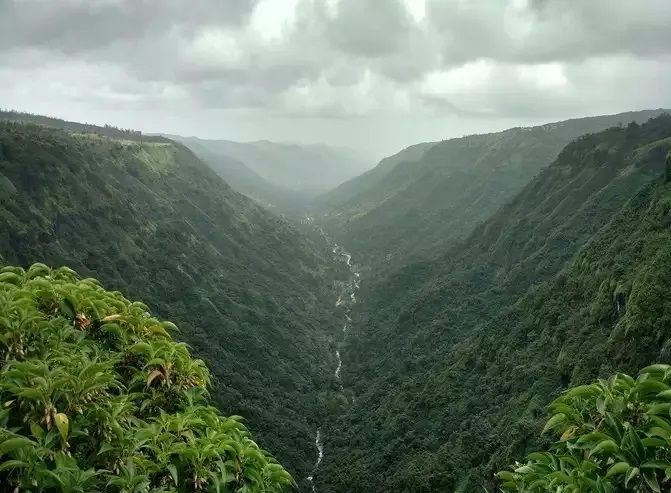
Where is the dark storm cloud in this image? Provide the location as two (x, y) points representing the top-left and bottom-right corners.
(426, 0), (671, 66)
(2, 0), (671, 125)
(321, 0), (417, 57)
(0, 0), (260, 53)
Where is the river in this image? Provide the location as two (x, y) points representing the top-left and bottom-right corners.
(305, 222), (360, 492)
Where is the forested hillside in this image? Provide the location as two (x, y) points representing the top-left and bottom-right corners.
(0, 120), (344, 485)
(316, 141), (436, 210)
(315, 115), (671, 492)
(319, 109), (668, 271)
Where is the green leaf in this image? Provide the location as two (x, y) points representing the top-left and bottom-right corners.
(542, 413), (566, 434)
(15, 388), (43, 400)
(643, 469), (661, 492)
(590, 439), (619, 455)
(0, 460), (29, 471)
(59, 297), (77, 320)
(642, 461), (671, 470)
(627, 427), (645, 462)
(636, 379), (671, 395)
(0, 272), (22, 285)
(0, 436), (35, 455)
(29, 422), (44, 439)
(647, 402), (671, 415)
(625, 467), (640, 488)
(497, 471), (516, 481)
(98, 443), (115, 455)
(606, 462), (630, 477)
(640, 364), (671, 376)
(642, 437), (668, 447)
(167, 463), (178, 485)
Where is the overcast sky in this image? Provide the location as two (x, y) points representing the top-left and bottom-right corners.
(2, 0), (671, 159)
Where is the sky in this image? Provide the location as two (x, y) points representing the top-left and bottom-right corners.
(2, 0), (671, 160)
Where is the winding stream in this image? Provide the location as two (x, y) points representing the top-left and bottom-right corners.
(305, 220), (360, 492)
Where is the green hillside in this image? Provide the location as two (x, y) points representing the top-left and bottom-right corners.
(315, 141), (436, 210)
(320, 110), (669, 271)
(315, 115), (671, 492)
(0, 119), (343, 486)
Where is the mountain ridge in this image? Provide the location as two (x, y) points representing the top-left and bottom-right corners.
(318, 109), (671, 273)
(315, 113), (671, 493)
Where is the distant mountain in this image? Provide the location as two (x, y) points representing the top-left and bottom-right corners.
(318, 109), (670, 271)
(165, 134), (307, 212)
(317, 113), (671, 493)
(165, 135), (373, 196)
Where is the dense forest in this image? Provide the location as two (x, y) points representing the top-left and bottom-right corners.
(319, 109), (669, 272)
(314, 115), (671, 492)
(4, 108), (671, 493)
(0, 118), (348, 487)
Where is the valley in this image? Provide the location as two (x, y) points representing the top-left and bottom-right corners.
(4, 3), (671, 492)
(2, 109), (671, 493)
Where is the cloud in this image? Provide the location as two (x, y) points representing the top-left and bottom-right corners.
(1, 0), (671, 154)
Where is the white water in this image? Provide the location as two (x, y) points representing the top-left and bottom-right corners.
(306, 429), (324, 492)
(335, 350), (342, 379)
(306, 221), (360, 492)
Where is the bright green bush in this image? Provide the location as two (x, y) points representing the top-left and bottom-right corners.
(0, 263), (294, 493)
(498, 365), (671, 493)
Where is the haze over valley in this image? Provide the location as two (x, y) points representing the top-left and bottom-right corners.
(3, 1), (671, 493)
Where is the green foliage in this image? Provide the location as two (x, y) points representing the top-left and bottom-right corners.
(316, 115), (671, 492)
(0, 109), (164, 143)
(0, 120), (342, 484)
(499, 366), (671, 493)
(319, 109), (669, 272)
(0, 264), (293, 492)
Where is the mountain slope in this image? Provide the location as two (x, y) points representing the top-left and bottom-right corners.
(168, 135), (306, 212)
(315, 115), (671, 493)
(320, 109), (669, 270)
(0, 119), (343, 486)
(316, 141), (436, 210)
(174, 137), (372, 195)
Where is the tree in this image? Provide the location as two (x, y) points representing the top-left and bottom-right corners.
(498, 365), (671, 493)
(0, 263), (294, 493)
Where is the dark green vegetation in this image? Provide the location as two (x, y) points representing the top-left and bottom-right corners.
(166, 135), (372, 196)
(319, 109), (669, 271)
(0, 117), (345, 486)
(316, 141), (436, 210)
(499, 365), (671, 493)
(0, 264), (293, 492)
(315, 115), (671, 492)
